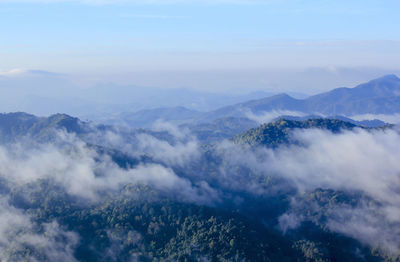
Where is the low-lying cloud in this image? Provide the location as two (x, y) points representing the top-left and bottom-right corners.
(265, 128), (400, 253)
(0, 130), (217, 203)
(0, 198), (79, 261)
(1, 119), (400, 257)
(245, 110), (307, 124)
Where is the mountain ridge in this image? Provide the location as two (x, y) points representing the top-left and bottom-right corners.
(201, 74), (400, 120)
(233, 118), (361, 147)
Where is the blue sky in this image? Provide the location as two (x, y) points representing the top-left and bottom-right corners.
(0, 0), (399, 92)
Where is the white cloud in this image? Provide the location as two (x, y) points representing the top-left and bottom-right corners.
(0, 68), (27, 77)
(257, 128), (400, 252)
(1, 115), (400, 255)
(0, 130), (218, 203)
(0, 198), (79, 261)
(189, 126), (400, 253)
(245, 109), (307, 124)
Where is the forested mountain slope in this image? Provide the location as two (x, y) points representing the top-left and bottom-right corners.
(0, 113), (397, 261)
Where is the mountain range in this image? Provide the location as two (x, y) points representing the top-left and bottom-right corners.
(0, 108), (398, 261)
(202, 74), (400, 121)
(101, 74), (400, 129)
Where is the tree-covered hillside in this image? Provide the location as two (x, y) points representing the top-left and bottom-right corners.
(0, 114), (398, 261)
(233, 118), (359, 147)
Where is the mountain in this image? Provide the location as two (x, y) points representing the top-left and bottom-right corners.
(0, 112), (397, 261)
(278, 115), (387, 128)
(233, 118), (360, 147)
(0, 70), (283, 117)
(304, 74), (400, 115)
(102, 106), (202, 128)
(0, 112), (39, 140)
(183, 117), (258, 143)
(197, 94), (302, 122)
(202, 74), (400, 120)
(85, 75), (400, 130)
(0, 112), (88, 142)
(0, 112), (181, 146)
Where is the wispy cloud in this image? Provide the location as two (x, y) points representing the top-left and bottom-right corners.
(245, 109), (307, 124)
(0, 68), (64, 78)
(0, 68), (27, 77)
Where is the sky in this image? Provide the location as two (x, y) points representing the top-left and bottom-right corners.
(0, 0), (400, 94)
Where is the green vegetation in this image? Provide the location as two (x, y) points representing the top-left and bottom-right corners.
(233, 118), (359, 147)
(0, 114), (398, 261)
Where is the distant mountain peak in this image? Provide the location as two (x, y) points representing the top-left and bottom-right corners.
(353, 74), (400, 93)
(369, 74), (400, 83)
(379, 74), (399, 80)
(273, 93), (293, 99)
(258, 93), (297, 103)
(48, 113), (75, 119)
(0, 112), (36, 118)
